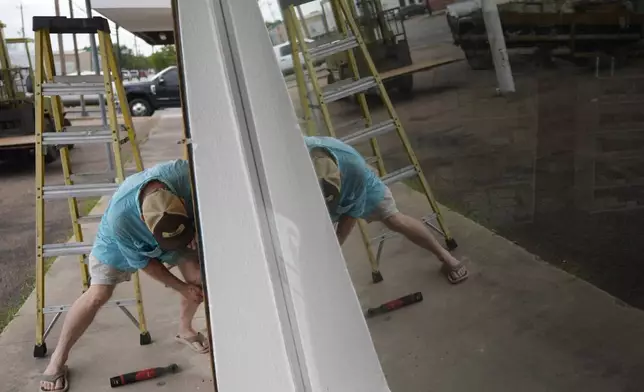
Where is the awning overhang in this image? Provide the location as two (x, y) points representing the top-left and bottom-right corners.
(92, 0), (174, 45)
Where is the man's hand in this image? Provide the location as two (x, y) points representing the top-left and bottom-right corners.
(180, 283), (204, 304)
(187, 234), (198, 251)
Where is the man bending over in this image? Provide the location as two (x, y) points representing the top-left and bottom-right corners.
(40, 159), (208, 392)
(305, 136), (468, 284)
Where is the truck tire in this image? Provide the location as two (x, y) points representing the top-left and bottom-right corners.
(129, 98), (154, 117)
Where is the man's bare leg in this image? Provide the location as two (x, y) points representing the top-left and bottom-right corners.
(382, 212), (467, 279)
(177, 258), (209, 352)
(40, 285), (115, 391)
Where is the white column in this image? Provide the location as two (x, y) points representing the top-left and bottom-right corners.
(175, 0), (391, 391)
(481, 0), (515, 94)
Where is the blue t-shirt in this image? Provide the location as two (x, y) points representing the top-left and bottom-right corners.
(304, 136), (385, 222)
(90, 160), (194, 272)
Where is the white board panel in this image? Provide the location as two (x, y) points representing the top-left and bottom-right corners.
(176, 0), (391, 391)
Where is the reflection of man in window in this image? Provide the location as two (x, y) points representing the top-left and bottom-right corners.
(305, 136), (468, 284)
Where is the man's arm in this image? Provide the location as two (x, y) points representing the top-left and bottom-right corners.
(142, 258), (203, 303)
(141, 258), (187, 292)
(336, 214), (357, 245)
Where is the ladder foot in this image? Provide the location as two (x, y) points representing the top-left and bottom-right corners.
(139, 331), (152, 346)
(372, 271), (384, 284)
(446, 238), (458, 251)
(33, 343), (48, 358)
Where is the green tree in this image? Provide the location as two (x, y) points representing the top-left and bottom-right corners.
(114, 45), (150, 70)
(148, 45), (177, 71)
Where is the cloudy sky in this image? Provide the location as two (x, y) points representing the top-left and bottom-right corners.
(3, 0), (322, 65)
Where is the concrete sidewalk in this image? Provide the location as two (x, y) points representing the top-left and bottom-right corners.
(351, 184), (644, 391)
(2, 108), (644, 391)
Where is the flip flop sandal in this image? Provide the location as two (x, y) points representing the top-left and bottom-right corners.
(441, 263), (469, 284)
(175, 332), (210, 354)
(39, 366), (69, 392)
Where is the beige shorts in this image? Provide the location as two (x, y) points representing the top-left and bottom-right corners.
(364, 186), (399, 222)
(89, 250), (199, 286)
(89, 254), (132, 286)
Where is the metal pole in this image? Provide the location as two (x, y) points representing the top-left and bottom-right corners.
(69, 0), (87, 117)
(54, 0), (67, 75)
(296, 5), (311, 38)
(481, 0), (515, 94)
(84, 0), (114, 170)
(320, 0), (331, 34)
(115, 25), (123, 73)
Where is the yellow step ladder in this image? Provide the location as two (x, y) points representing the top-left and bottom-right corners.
(32, 16), (150, 357)
(283, 0), (457, 283)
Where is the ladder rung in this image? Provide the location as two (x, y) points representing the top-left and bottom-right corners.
(65, 107), (106, 114)
(42, 242), (93, 257)
(42, 128), (112, 145)
(53, 75), (104, 84)
(309, 36), (358, 59)
(341, 119), (396, 146)
(322, 77), (376, 103)
(70, 169), (137, 183)
(42, 125), (129, 146)
(77, 214), (103, 224)
(43, 76), (106, 96)
(43, 298), (137, 314)
(371, 213), (437, 243)
(381, 165), (417, 185)
(43, 183), (118, 199)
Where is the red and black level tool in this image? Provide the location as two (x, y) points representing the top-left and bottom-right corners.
(109, 363), (179, 388)
(365, 292), (423, 318)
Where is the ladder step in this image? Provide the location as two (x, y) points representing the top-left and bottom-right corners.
(33, 16), (110, 35)
(309, 36), (358, 59)
(43, 128), (110, 145)
(341, 119), (396, 146)
(70, 169), (137, 183)
(42, 125), (129, 146)
(54, 75), (104, 83)
(43, 75), (106, 96)
(43, 298), (137, 314)
(43, 183), (118, 200)
(77, 214), (103, 224)
(381, 165), (417, 185)
(42, 242), (93, 257)
(371, 213), (438, 243)
(322, 77), (376, 103)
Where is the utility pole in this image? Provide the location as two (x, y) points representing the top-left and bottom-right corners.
(68, 0), (87, 116)
(481, 0), (515, 93)
(54, 0), (67, 75)
(320, 0), (330, 34)
(296, 5), (311, 38)
(115, 24), (123, 73)
(84, 0), (114, 170)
